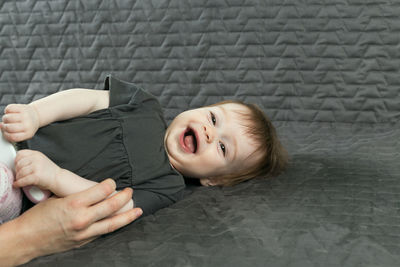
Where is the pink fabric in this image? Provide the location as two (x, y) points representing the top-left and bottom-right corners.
(0, 163), (22, 224)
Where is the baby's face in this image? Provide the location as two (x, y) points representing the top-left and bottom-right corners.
(164, 103), (260, 185)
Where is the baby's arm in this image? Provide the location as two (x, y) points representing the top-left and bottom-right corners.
(13, 150), (133, 215)
(29, 89), (110, 128)
(51, 168), (134, 214)
(1, 89), (109, 142)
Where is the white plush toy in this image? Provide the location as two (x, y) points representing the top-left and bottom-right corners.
(0, 131), (51, 224)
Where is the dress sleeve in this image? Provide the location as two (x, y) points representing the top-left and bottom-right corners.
(132, 173), (185, 216)
(103, 74), (141, 107)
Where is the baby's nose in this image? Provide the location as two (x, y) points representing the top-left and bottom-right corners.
(203, 126), (214, 143)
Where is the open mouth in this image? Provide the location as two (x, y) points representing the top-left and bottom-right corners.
(180, 127), (198, 153)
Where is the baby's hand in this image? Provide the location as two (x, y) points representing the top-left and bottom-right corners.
(0, 104), (40, 142)
(13, 150), (61, 192)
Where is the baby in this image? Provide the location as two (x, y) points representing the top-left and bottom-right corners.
(0, 75), (288, 221)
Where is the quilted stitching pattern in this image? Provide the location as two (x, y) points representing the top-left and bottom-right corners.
(1, 1), (400, 267)
(1, 0), (399, 123)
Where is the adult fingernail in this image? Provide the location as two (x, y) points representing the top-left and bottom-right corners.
(103, 178), (116, 190)
(136, 209), (143, 217)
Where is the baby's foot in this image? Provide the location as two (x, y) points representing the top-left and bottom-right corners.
(0, 163), (22, 224)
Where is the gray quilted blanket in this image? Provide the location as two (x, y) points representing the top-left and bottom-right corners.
(0, 1), (399, 266)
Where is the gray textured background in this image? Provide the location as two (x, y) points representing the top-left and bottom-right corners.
(2, 0), (399, 124)
(0, 0), (399, 266)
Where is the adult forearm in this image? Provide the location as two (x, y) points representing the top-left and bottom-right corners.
(29, 89), (109, 127)
(0, 218), (37, 266)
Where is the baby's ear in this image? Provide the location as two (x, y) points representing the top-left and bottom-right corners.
(200, 178), (219, 187)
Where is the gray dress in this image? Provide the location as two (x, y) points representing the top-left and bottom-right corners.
(22, 75), (185, 216)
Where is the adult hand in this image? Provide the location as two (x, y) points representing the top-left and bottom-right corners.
(0, 179), (142, 266)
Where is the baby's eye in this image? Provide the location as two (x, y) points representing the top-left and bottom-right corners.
(210, 112), (216, 125)
(219, 141), (226, 156)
